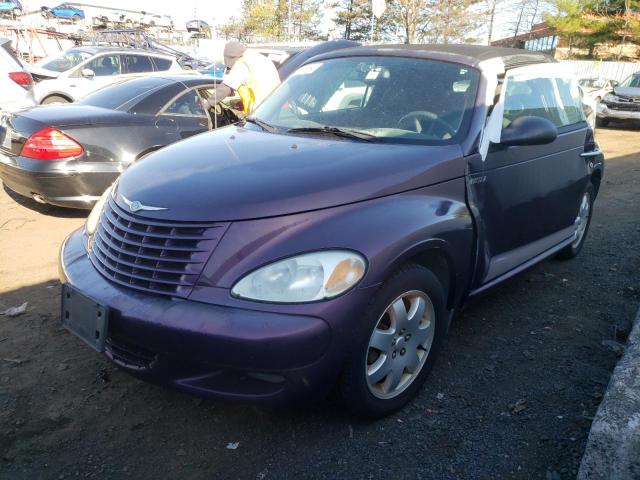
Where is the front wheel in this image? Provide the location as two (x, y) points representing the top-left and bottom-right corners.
(338, 264), (446, 418)
(558, 183), (594, 260)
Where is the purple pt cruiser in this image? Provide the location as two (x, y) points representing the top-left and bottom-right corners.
(59, 45), (604, 417)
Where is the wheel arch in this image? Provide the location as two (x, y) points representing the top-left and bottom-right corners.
(377, 239), (462, 312)
(40, 92), (74, 104)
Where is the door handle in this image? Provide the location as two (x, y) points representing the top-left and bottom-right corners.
(580, 149), (602, 158)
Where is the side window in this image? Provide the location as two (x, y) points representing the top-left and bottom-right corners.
(152, 57), (172, 71)
(85, 55), (120, 76)
(122, 55), (154, 74)
(163, 91), (206, 116)
(554, 78), (585, 126)
(503, 76), (583, 128)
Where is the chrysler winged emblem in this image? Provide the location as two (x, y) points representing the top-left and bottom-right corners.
(121, 195), (168, 213)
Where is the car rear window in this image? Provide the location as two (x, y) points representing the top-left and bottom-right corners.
(152, 57), (172, 71)
(79, 77), (172, 111)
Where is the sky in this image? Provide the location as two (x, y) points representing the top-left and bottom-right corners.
(27, 1), (548, 44)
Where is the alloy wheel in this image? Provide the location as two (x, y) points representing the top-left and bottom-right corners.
(572, 191), (591, 248)
(365, 290), (436, 399)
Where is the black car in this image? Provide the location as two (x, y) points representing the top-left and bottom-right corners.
(0, 75), (227, 209)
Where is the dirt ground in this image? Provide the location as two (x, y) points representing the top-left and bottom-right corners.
(1, 125), (639, 480)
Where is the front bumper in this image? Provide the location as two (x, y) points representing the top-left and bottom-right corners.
(0, 154), (116, 209)
(597, 103), (640, 121)
(59, 229), (347, 405)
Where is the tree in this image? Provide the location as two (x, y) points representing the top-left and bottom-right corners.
(543, 0), (590, 54)
(387, 0), (480, 44)
(219, 16), (247, 41)
(485, 0), (499, 44)
(222, 0), (323, 42)
(333, 0), (398, 41)
(544, 0), (640, 57)
(393, 0), (429, 43)
(425, 0), (481, 44)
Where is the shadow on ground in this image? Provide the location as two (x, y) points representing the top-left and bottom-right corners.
(3, 184), (88, 219)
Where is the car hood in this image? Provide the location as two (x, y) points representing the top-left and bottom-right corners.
(116, 126), (464, 222)
(614, 86), (640, 98)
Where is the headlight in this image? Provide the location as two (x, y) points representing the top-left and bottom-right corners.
(85, 186), (111, 236)
(603, 93), (619, 103)
(231, 251), (366, 303)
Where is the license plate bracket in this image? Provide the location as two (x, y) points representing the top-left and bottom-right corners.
(61, 284), (109, 352)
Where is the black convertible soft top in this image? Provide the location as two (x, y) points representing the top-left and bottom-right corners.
(308, 44), (555, 71)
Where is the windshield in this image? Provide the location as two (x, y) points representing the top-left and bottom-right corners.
(578, 78), (604, 89)
(253, 56), (479, 144)
(39, 49), (92, 73)
(620, 74), (640, 88)
(79, 77), (171, 111)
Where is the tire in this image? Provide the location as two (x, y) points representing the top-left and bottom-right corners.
(596, 117), (609, 128)
(41, 95), (71, 105)
(338, 263), (446, 418)
(73, 14), (81, 21)
(557, 183), (595, 260)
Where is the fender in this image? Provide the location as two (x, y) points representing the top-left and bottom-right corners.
(195, 178), (474, 311)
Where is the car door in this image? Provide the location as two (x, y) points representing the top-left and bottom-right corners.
(158, 88), (210, 139)
(470, 64), (590, 286)
(69, 54), (121, 99)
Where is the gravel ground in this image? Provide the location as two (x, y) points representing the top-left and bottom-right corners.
(1, 126), (639, 480)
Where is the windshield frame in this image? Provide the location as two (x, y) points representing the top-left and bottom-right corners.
(252, 55), (481, 146)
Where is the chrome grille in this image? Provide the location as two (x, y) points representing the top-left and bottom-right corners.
(89, 197), (229, 297)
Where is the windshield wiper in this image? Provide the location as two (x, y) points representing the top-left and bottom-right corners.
(286, 125), (375, 142)
(244, 117), (278, 133)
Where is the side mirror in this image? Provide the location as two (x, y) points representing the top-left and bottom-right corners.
(609, 80), (619, 88)
(81, 68), (95, 78)
(500, 116), (557, 147)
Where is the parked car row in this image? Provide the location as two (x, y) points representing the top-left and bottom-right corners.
(27, 46), (185, 104)
(0, 42), (605, 418)
(596, 72), (640, 127)
(0, 75), (221, 208)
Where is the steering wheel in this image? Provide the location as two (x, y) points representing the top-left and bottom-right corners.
(397, 111), (456, 139)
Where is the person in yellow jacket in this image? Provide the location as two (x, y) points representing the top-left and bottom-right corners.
(206, 41), (281, 115)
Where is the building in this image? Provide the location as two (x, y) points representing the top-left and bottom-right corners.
(491, 22), (559, 53)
